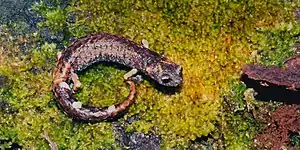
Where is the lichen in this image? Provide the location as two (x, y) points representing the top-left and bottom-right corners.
(1, 0), (300, 149)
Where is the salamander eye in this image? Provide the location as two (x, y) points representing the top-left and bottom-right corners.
(161, 74), (172, 84)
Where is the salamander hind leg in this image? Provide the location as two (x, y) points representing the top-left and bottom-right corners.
(57, 52), (62, 60)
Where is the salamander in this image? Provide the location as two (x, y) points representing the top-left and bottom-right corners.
(51, 33), (183, 121)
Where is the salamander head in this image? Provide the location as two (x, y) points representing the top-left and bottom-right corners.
(146, 60), (183, 87)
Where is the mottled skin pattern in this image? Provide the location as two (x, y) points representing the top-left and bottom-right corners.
(52, 33), (183, 121)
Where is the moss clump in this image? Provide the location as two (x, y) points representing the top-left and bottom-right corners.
(221, 83), (261, 149)
(254, 22), (300, 66)
(75, 64), (130, 107)
(1, 0), (300, 149)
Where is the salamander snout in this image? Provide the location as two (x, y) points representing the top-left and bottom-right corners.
(159, 65), (182, 87)
(147, 62), (183, 87)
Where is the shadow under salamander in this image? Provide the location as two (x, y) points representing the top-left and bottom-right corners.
(140, 74), (182, 95)
(241, 74), (300, 104)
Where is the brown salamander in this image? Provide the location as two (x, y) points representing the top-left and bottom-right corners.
(52, 33), (183, 121)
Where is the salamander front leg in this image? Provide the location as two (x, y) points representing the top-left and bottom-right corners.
(124, 69), (138, 80)
(71, 72), (82, 91)
(141, 39), (149, 48)
(123, 69), (143, 84)
(121, 39), (149, 83)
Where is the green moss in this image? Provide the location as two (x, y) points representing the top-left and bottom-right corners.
(1, 0), (300, 149)
(75, 64), (129, 107)
(222, 83), (261, 149)
(33, 1), (68, 32)
(254, 22), (300, 66)
(291, 134), (300, 147)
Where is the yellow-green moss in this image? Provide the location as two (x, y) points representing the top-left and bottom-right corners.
(1, 0), (300, 149)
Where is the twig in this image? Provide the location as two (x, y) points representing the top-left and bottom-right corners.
(42, 130), (58, 150)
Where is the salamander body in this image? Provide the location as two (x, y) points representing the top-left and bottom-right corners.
(52, 33), (182, 121)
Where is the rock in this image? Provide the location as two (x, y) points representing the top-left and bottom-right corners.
(113, 118), (161, 150)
